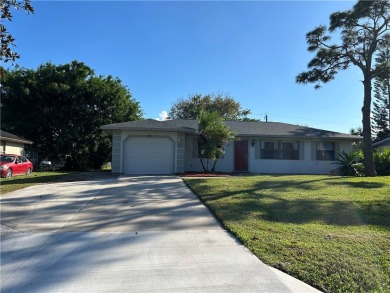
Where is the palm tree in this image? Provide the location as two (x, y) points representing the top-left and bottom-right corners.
(197, 111), (235, 172)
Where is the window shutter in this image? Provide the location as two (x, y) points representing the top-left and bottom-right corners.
(299, 141), (304, 160)
(192, 138), (199, 158)
(335, 142), (340, 159)
(311, 141), (317, 160)
(255, 140), (261, 159)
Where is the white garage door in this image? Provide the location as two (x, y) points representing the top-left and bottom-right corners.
(124, 136), (174, 175)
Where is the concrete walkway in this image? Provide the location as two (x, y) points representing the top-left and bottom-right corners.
(1, 176), (321, 292)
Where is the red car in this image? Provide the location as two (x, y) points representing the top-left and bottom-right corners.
(0, 154), (34, 178)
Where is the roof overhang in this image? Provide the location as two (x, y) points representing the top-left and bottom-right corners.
(0, 136), (33, 145)
(373, 137), (390, 147)
(100, 126), (196, 135)
(100, 119), (362, 141)
(185, 133), (362, 141)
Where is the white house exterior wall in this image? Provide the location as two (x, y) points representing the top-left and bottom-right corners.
(111, 131), (122, 173)
(184, 136), (355, 175)
(176, 133), (186, 173)
(3, 141), (25, 155)
(250, 139), (354, 174)
(184, 136), (234, 172)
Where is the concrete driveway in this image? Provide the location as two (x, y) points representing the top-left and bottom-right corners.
(1, 176), (321, 292)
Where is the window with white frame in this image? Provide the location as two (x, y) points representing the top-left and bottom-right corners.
(316, 142), (335, 161)
(260, 140), (299, 160)
(262, 141), (279, 159)
(280, 141), (299, 160)
(192, 137), (225, 159)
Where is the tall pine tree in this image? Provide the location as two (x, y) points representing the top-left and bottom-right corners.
(296, 0), (390, 176)
(372, 49), (390, 142)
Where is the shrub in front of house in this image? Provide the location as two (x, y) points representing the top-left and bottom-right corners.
(334, 150), (364, 176)
(374, 149), (390, 175)
(335, 149), (390, 176)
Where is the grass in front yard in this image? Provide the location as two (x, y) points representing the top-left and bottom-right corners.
(0, 171), (117, 194)
(183, 175), (390, 293)
(0, 171), (70, 194)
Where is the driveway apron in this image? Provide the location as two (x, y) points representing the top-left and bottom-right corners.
(1, 176), (320, 292)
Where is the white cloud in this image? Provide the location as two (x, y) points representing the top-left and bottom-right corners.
(156, 110), (169, 121)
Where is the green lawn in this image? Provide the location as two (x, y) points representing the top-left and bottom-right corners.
(0, 171), (117, 194)
(0, 171), (70, 194)
(183, 175), (390, 293)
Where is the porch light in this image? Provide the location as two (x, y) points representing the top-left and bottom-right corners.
(251, 139), (255, 147)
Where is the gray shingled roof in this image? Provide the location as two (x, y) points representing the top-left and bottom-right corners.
(373, 137), (390, 147)
(101, 119), (197, 132)
(101, 119), (361, 140)
(0, 130), (33, 144)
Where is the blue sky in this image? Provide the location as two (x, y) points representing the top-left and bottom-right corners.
(6, 0), (363, 133)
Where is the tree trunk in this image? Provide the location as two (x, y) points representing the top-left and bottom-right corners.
(387, 77), (390, 128)
(362, 77), (376, 176)
(211, 159), (218, 173)
(199, 158), (207, 172)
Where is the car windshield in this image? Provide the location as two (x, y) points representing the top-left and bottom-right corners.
(0, 155), (15, 163)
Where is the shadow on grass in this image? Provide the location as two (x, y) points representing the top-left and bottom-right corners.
(230, 197), (390, 228)
(185, 177), (390, 229)
(330, 181), (386, 189)
(0, 171), (119, 195)
(0, 174), (68, 186)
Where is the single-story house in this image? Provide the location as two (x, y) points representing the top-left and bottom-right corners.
(101, 119), (362, 175)
(0, 130), (33, 155)
(373, 137), (390, 151)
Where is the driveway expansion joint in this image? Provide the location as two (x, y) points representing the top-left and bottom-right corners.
(1, 175), (321, 293)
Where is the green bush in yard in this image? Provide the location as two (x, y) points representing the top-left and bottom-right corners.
(334, 150), (364, 176)
(335, 149), (390, 176)
(374, 149), (390, 175)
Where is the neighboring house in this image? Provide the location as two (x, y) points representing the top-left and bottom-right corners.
(101, 119), (362, 175)
(373, 137), (390, 151)
(0, 130), (33, 155)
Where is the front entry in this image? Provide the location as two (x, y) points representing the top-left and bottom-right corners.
(234, 140), (248, 172)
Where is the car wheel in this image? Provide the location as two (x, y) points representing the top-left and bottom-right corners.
(5, 169), (12, 178)
(26, 168), (32, 176)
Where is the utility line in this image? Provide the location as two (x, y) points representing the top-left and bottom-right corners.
(251, 112), (360, 126)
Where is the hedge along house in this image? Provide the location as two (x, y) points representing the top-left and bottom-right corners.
(101, 119), (362, 175)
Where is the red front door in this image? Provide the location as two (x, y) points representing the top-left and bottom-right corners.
(235, 140), (248, 172)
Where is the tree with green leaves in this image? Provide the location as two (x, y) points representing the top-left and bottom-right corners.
(170, 93), (252, 121)
(350, 126), (363, 136)
(197, 111), (235, 172)
(372, 49), (390, 142)
(296, 0), (390, 177)
(1, 0), (34, 63)
(1, 60), (142, 169)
